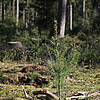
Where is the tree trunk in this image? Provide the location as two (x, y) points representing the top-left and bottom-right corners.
(70, 3), (72, 30)
(0, 1), (2, 23)
(4, 1), (5, 20)
(13, 0), (15, 17)
(25, 11), (28, 28)
(98, 2), (100, 10)
(23, 8), (25, 24)
(25, 0), (30, 28)
(83, 0), (85, 25)
(16, 0), (19, 27)
(58, 0), (67, 38)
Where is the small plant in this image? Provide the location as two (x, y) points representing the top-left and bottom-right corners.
(28, 71), (39, 84)
(46, 34), (79, 100)
(47, 40), (79, 99)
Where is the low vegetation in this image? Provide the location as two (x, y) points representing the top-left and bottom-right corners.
(0, 35), (100, 99)
(0, 62), (100, 100)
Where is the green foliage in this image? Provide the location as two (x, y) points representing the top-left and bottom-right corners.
(71, 0), (99, 35)
(71, 0), (75, 3)
(28, 71), (39, 84)
(78, 34), (100, 66)
(47, 36), (80, 99)
(0, 48), (35, 62)
(0, 18), (16, 42)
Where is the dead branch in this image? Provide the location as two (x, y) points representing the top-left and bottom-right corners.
(66, 92), (100, 100)
(23, 87), (33, 99)
(33, 90), (59, 100)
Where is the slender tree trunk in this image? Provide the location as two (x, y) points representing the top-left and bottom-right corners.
(23, 8), (25, 24)
(32, 11), (34, 21)
(0, 1), (2, 22)
(25, 0), (30, 28)
(58, 0), (67, 38)
(25, 11), (28, 28)
(0, 1), (2, 42)
(67, 5), (70, 28)
(25, 0), (28, 28)
(13, 0), (15, 17)
(27, 0), (30, 27)
(23, 1), (26, 25)
(98, 2), (100, 10)
(16, 0), (19, 27)
(83, 0), (85, 25)
(70, 3), (72, 30)
(4, 1), (5, 20)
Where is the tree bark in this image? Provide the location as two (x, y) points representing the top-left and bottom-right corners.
(13, 0), (15, 17)
(83, 0), (85, 25)
(0, 1), (2, 22)
(70, 3), (72, 30)
(4, 1), (5, 20)
(25, 0), (30, 28)
(23, 8), (25, 24)
(58, 0), (67, 38)
(16, 0), (19, 27)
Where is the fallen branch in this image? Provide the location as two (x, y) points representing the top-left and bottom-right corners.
(33, 90), (59, 100)
(66, 92), (100, 100)
(23, 87), (33, 99)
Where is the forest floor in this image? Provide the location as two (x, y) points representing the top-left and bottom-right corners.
(0, 62), (100, 100)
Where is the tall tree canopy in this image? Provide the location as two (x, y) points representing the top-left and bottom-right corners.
(0, 0), (100, 42)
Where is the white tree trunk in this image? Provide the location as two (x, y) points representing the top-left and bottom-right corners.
(25, 13), (28, 28)
(70, 3), (72, 30)
(58, 0), (67, 38)
(16, 0), (19, 27)
(25, 0), (30, 28)
(83, 0), (85, 25)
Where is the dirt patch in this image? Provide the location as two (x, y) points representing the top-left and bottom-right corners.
(21, 66), (33, 73)
(33, 77), (49, 87)
(0, 64), (50, 87)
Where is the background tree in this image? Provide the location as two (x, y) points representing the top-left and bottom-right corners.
(58, 0), (67, 37)
(70, 2), (72, 30)
(0, 0), (99, 42)
(0, 0), (2, 22)
(16, 0), (19, 27)
(83, 0), (85, 25)
(13, 0), (15, 18)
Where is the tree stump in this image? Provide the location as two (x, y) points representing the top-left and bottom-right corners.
(8, 42), (23, 48)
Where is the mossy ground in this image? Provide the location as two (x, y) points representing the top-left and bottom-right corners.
(0, 62), (100, 99)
